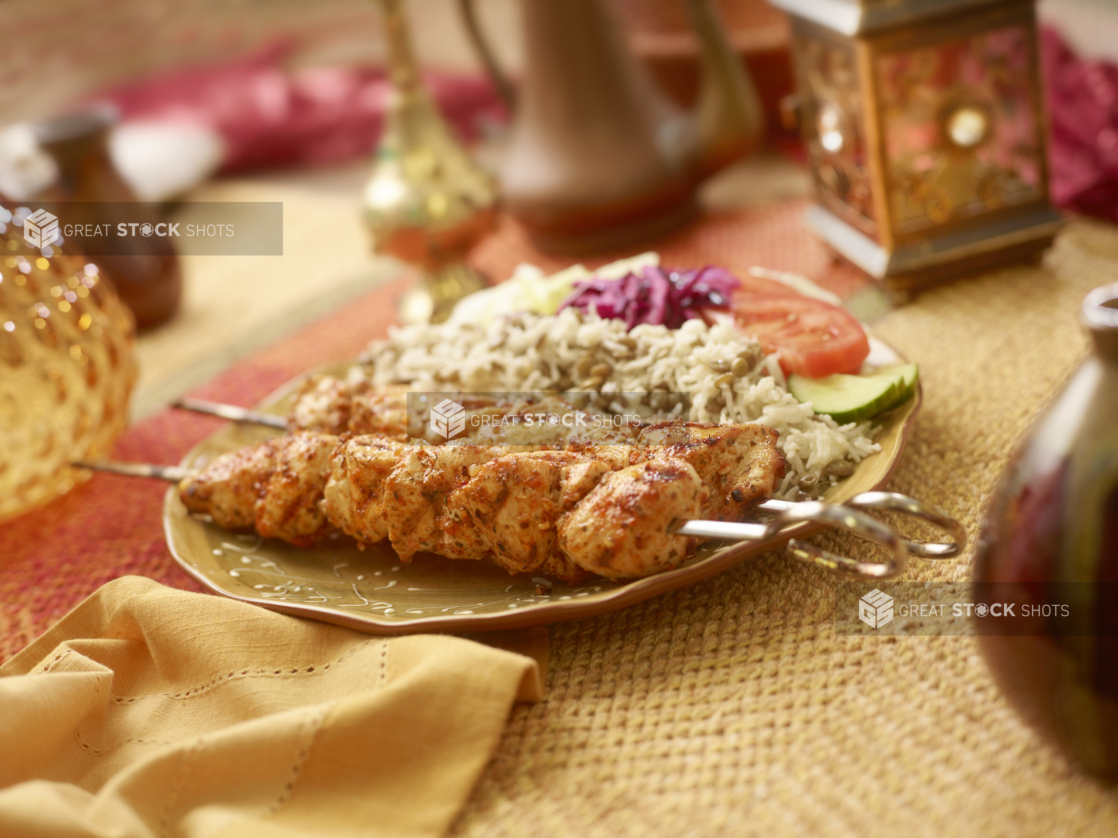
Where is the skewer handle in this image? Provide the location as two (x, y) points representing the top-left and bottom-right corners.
(757, 491), (966, 559)
(71, 460), (192, 483)
(682, 501), (908, 579)
(844, 491), (967, 558)
(173, 398), (288, 429)
(780, 502), (907, 579)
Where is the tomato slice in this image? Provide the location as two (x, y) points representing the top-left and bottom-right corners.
(732, 293), (870, 378)
(731, 272), (801, 299)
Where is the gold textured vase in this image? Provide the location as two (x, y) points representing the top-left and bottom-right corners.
(0, 217), (136, 522)
(364, 0), (498, 324)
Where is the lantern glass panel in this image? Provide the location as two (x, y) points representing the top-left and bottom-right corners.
(795, 31), (879, 240)
(876, 23), (1043, 238)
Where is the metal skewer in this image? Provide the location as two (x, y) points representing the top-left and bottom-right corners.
(172, 398), (288, 429)
(72, 460), (192, 482)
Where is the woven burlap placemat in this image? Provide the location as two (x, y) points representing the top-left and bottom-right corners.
(450, 218), (1118, 837)
(5, 206), (1117, 834)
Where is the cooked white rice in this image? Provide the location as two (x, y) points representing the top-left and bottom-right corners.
(359, 309), (880, 499)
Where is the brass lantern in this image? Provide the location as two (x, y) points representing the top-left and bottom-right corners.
(771, 0), (1064, 295)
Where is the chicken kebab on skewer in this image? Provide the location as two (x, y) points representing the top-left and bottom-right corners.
(179, 377), (431, 439)
(179, 375), (685, 446)
(167, 381), (964, 570)
(178, 420), (786, 582)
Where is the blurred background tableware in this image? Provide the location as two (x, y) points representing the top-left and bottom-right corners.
(774, 0), (1065, 298)
(364, 0), (499, 325)
(973, 282), (1118, 778)
(459, 0), (764, 253)
(32, 107), (183, 330)
(0, 121), (224, 206)
(615, 0), (794, 146)
(0, 219), (136, 523)
(109, 122), (225, 203)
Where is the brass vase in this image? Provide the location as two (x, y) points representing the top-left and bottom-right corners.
(363, 0), (498, 324)
(0, 217), (136, 522)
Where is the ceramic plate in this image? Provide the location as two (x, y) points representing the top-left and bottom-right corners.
(164, 343), (920, 633)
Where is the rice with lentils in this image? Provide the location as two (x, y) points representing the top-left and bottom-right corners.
(360, 308), (880, 500)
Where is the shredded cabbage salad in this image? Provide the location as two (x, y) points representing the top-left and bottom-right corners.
(445, 253), (742, 330)
(558, 265), (740, 329)
(444, 253), (660, 327)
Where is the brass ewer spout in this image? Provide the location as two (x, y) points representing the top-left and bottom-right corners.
(684, 0), (766, 179)
(364, 0), (497, 324)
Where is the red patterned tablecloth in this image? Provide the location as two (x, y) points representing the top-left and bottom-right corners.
(0, 201), (865, 659)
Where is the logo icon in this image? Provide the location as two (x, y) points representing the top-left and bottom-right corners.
(140, 223), (155, 237)
(23, 209), (59, 249)
(859, 589), (894, 629)
(430, 398), (466, 440)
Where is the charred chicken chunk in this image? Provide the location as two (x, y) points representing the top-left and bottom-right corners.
(321, 435), (410, 545)
(632, 423), (785, 522)
(377, 443), (519, 562)
(558, 458), (707, 579)
(443, 451), (611, 576)
(179, 432), (338, 547)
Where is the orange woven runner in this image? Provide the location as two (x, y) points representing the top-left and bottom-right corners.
(0, 200), (864, 659)
(470, 200), (869, 298)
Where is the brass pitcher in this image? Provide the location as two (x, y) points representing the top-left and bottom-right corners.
(460, 0), (763, 253)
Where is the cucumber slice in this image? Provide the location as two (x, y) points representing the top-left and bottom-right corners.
(788, 363), (918, 424)
(865, 363), (919, 414)
(868, 362), (918, 390)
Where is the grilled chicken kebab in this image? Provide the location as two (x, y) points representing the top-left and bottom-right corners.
(288, 376), (408, 438)
(286, 376), (637, 442)
(179, 421), (785, 581)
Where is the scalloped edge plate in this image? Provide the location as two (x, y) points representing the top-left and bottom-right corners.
(164, 340), (919, 633)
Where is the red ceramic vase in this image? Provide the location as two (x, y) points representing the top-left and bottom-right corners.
(974, 283), (1118, 776)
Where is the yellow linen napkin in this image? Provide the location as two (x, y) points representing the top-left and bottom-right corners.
(0, 576), (545, 838)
